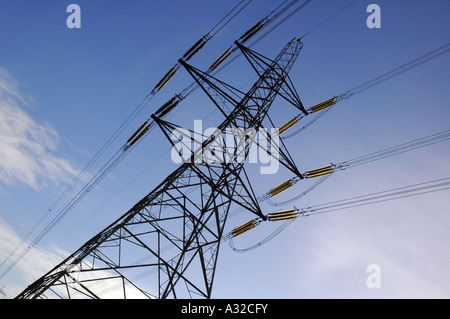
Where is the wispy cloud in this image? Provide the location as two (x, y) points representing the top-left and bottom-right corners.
(295, 199), (450, 298)
(0, 217), (69, 298)
(0, 217), (153, 299)
(0, 66), (79, 190)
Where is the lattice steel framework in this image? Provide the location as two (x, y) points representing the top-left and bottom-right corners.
(16, 38), (305, 299)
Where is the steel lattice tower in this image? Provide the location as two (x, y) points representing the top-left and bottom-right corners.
(16, 38), (306, 299)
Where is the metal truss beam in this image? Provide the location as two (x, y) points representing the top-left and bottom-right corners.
(16, 38), (305, 299)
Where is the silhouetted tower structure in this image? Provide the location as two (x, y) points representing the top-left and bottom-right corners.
(16, 38), (307, 299)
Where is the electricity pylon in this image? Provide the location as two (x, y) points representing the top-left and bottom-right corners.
(16, 37), (306, 299)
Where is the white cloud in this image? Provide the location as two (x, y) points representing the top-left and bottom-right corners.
(0, 67), (154, 299)
(0, 216), (69, 298)
(293, 196), (450, 298)
(0, 66), (79, 190)
(0, 217), (155, 299)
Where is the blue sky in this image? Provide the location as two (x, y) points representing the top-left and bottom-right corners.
(0, 0), (449, 298)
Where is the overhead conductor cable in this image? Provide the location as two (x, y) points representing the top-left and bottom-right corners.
(281, 42), (450, 141)
(7, 0), (443, 284)
(0, 0), (365, 282)
(152, 0), (254, 94)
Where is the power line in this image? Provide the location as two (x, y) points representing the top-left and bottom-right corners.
(338, 42), (450, 100)
(228, 177), (450, 253)
(170, 0), (312, 101)
(267, 129), (450, 207)
(280, 41), (450, 139)
(15, 35), (306, 299)
(343, 130), (450, 168)
(58, 45), (450, 265)
(299, 0), (359, 39)
(61, 127), (450, 290)
(222, 129), (450, 252)
(224, 128), (449, 222)
(303, 177), (450, 216)
(6, 1), (447, 295)
(0, 1), (317, 283)
(0, 1), (255, 280)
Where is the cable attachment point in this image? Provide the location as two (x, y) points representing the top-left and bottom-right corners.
(267, 179), (295, 198)
(230, 218), (261, 238)
(309, 97), (337, 114)
(266, 208), (302, 222)
(303, 164), (336, 179)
